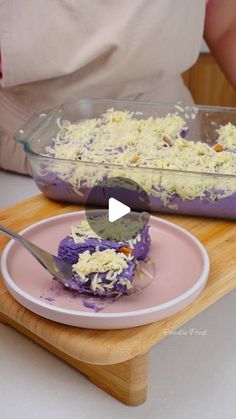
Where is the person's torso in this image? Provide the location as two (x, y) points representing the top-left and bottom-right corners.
(0, 0), (206, 118)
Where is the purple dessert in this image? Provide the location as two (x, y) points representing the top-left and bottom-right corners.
(56, 213), (152, 296)
(36, 156), (236, 220)
(56, 216), (151, 297)
(58, 223), (150, 264)
(68, 249), (136, 297)
(37, 172), (236, 219)
(150, 190), (236, 219)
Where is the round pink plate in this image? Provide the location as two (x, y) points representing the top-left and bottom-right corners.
(0, 212), (209, 329)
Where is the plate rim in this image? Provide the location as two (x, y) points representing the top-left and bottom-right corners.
(0, 211), (210, 319)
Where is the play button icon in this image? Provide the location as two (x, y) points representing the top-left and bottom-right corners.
(85, 176), (150, 242)
(108, 198), (130, 222)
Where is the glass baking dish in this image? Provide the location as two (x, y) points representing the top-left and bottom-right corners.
(14, 99), (236, 219)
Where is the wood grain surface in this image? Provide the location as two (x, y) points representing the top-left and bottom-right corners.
(183, 53), (236, 107)
(0, 194), (236, 366)
(0, 310), (148, 406)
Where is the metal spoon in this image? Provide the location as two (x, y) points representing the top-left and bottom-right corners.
(0, 224), (73, 287)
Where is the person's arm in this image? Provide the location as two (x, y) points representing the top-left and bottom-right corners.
(204, 0), (236, 89)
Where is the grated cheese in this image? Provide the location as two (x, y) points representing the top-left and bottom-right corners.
(71, 216), (145, 245)
(217, 123), (236, 150)
(72, 249), (130, 277)
(43, 110), (236, 203)
(45, 109), (187, 166)
(118, 278), (133, 289)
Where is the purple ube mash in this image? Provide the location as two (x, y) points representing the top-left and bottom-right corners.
(58, 224), (150, 264)
(56, 224), (150, 297)
(180, 127), (189, 138)
(36, 172), (236, 219)
(36, 171), (87, 203)
(149, 189), (236, 219)
(68, 259), (136, 297)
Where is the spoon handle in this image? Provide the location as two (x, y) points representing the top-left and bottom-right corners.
(0, 224), (54, 272)
(0, 224), (28, 243)
(0, 224), (72, 285)
(0, 224), (40, 255)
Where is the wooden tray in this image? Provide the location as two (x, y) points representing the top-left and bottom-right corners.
(0, 194), (235, 405)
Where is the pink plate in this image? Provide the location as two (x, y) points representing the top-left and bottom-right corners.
(0, 212), (210, 329)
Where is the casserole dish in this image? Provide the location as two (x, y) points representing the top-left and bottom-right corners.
(15, 99), (236, 219)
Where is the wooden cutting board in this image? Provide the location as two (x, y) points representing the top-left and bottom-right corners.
(0, 194), (235, 405)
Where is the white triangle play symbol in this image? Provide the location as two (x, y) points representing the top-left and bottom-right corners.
(108, 197), (131, 223)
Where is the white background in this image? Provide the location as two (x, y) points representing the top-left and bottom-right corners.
(0, 170), (235, 419)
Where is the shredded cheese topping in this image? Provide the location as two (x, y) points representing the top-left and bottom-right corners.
(217, 123), (236, 150)
(71, 220), (100, 244)
(43, 109), (236, 203)
(71, 217), (143, 244)
(72, 249), (131, 281)
(46, 109), (188, 165)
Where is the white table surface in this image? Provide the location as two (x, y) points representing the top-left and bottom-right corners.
(0, 170), (235, 419)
